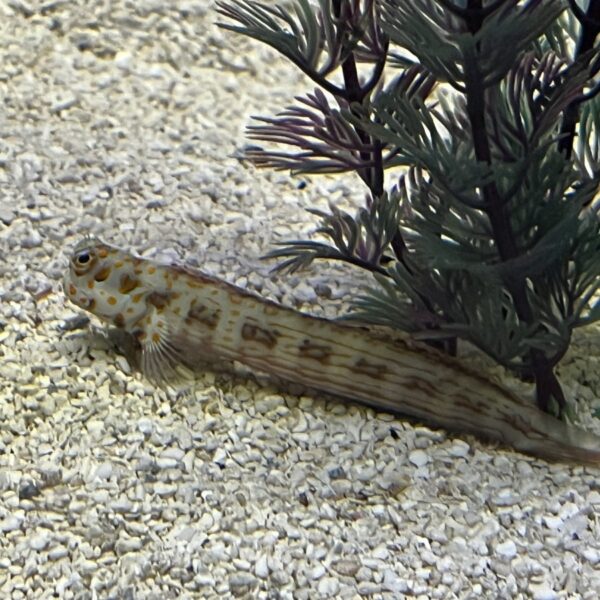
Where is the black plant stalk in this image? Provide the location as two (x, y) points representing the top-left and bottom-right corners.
(330, 0), (410, 262)
(333, 0), (457, 353)
(558, 0), (600, 157)
(462, 0), (567, 414)
(333, 0), (383, 194)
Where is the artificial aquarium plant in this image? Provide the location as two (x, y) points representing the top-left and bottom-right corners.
(217, 0), (600, 419)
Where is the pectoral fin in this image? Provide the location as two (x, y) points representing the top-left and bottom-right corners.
(133, 308), (192, 384)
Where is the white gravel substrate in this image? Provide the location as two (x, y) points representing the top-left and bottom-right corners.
(1, 1), (600, 599)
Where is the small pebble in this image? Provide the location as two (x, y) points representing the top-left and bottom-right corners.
(408, 449), (430, 467)
(495, 540), (517, 560)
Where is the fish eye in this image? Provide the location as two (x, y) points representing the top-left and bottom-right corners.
(71, 247), (96, 273)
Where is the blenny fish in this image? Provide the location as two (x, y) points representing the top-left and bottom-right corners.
(64, 236), (600, 465)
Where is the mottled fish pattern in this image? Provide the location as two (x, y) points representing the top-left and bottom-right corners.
(64, 236), (600, 465)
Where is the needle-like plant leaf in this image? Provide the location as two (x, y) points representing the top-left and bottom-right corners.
(219, 0), (600, 418)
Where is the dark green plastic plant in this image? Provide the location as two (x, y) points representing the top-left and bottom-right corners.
(217, 0), (600, 419)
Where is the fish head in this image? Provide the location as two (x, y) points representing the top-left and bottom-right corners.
(64, 236), (144, 327)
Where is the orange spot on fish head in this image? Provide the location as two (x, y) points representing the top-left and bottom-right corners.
(119, 274), (139, 294)
(94, 266), (111, 282)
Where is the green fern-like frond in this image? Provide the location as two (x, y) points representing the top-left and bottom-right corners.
(221, 0), (600, 417)
(217, 0), (387, 92)
(217, 0), (334, 75)
(264, 192), (400, 274)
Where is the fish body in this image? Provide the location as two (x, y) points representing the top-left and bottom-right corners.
(64, 236), (600, 465)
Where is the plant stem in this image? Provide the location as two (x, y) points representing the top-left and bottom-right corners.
(558, 0), (600, 158)
(333, 1), (455, 353)
(331, 0), (414, 265)
(463, 0), (566, 414)
(332, 0), (383, 197)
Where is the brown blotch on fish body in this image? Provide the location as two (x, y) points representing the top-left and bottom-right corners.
(147, 292), (170, 310)
(241, 322), (278, 348)
(87, 280), (95, 289)
(186, 304), (221, 329)
(298, 339), (332, 363)
(132, 292), (144, 304)
(114, 313), (125, 328)
(354, 357), (388, 379)
(107, 296), (117, 306)
(94, 267), (111, 282)
(114, 261), (124, 269)
(152, 332), (161, 343)
(230, 294), (243, 305)
(88, 298), (96, 310)
(119, 274), (139, 294)
(68, 284), (77, 296)
(97, 248), (108, 258)
(148, 266), (156, 274)
(403, 376), (437, 398)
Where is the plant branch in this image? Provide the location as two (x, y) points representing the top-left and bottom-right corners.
(558, 0), (600, 158)
(333, 0), (384, 196)
(568, 0), (600, 28)
(462, 0), (567, 413)
(435, 0), (511, 20)
(330, 0), (413, 271)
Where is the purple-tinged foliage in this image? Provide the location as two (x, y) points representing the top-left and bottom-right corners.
(219, 0), (600, 419)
